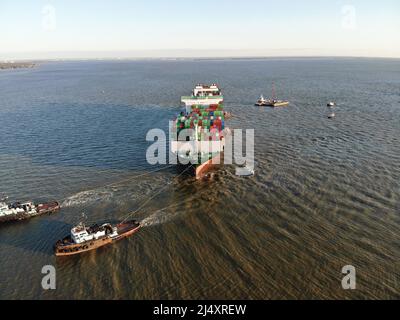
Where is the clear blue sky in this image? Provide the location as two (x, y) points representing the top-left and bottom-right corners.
(1, 0), (399, 59)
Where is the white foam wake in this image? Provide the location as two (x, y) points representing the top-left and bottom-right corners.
(141, 210), (180, 227)
(62, 189), (114, 208)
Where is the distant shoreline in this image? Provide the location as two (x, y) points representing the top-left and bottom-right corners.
(0, 62), (36, 70)
(1, 56), (399, 64)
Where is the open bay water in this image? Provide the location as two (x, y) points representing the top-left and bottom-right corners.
(0, 58), (399, 299)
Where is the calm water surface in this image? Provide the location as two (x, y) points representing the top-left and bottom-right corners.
(0, 58), (399, 299)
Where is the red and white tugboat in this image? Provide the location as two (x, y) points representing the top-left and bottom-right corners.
(54, 220), (141, 256)
(0, 196), (60, 223)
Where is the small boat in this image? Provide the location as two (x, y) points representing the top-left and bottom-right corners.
(54, 220), (141, 256)
(0, 196), (60, 223)
(256, 83), (289, 107)
(236, 164), (255, 177)
(255, 95), (268, 106)
(327, 102), (336, 107)
(328, 112), (336, 119)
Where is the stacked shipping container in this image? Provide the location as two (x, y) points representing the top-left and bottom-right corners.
(175, 103), (226, 141)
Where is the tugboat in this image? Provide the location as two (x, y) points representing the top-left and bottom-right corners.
(54, 220), (141, 256)
(0, 196), (60, 223)
(256, 83), (289, 107)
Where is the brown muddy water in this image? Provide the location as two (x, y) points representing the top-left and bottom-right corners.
(0, 58), (399, 299)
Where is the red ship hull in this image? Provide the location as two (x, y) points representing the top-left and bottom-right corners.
(54, 221), (141, 257)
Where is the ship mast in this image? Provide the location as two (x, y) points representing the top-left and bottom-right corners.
(272, 82), (276, 101)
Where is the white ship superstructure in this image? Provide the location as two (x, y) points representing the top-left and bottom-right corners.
(0, 200), (37, 218)
(181, 84), (224, 111)
(71, 223), (118, 244)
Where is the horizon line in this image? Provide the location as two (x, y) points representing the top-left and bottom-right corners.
(2, 55), (400, 62)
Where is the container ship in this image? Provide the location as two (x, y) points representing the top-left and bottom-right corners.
(172, 84), (231, 179)
(54, 220), (141, 256)
(0, 197), (60, 223)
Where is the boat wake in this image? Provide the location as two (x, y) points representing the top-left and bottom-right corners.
(141, 210), (180, 227)
(61, 189), (115, 208)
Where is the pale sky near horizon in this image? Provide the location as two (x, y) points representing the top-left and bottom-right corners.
(1, 0), (399, 60)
